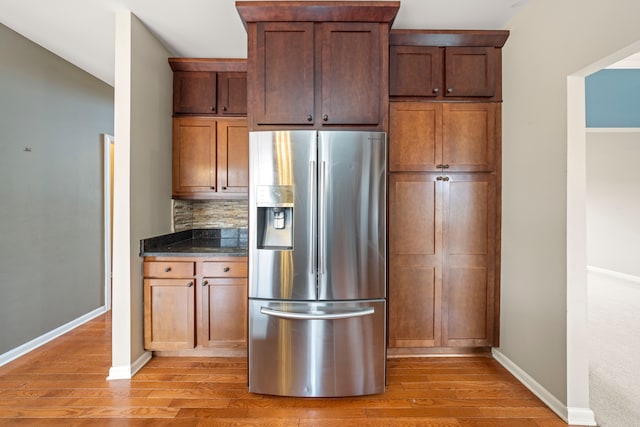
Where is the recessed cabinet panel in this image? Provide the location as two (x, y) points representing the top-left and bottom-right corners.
(443, 103), (496, 172)
(446, 180), (490, 255)
(321, 23), (381, 125)
(444, 267), (489, 342)
(389, 102), (441, 172)
(390, 46), (442, 97)
(255, 22), (315, 125)
(444, 47), (495, 98)
(216, 121), (249, 194)
(173, 71), (217, 114)
(218, 72), (247, 116)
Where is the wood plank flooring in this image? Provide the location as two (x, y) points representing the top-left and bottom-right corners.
(0, 312), (572, 426)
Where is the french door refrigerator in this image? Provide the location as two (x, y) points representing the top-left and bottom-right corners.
(248, 130), (386, 397)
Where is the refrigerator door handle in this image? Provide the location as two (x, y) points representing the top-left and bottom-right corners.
(318, 160), (327, 275)
(260, 306), (374, 320)
(309, 160), (317, 274)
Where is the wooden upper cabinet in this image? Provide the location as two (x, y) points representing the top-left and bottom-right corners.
(216, 119), (249, 194)
(173, 71), (217, 114)
(254, 22), (315, 125)
(320, 23), (381, 125)
(169, 58), (247, 116)
(237, 1), (400, 131)
(389, 30), (509, 101)
(218, 72), (248, 116)
(389, 102), (496, 172)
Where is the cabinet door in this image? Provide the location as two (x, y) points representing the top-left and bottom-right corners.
(200, 277), (247, 347)
(441, 174), (496, 347)
(390, 46), (443, 97)
(172, 118), (217, 197)
(388, 174), (442, 348)
(321, 22), (381, 125)
(254, 22), (315, 125)
(216, 119), (249, 195)
(389, 102), (442, 172)
(173, 71), (217, 114)
(218, 72), (247, 116)
(444, 47), (495, 98)
(144, 279), (195, 350)
(442, 103), (496, 172)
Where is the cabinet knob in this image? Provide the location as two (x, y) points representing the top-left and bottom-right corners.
(436, 164), (443, 169)
(443, 176), (450, 182)
(222, 106), (227, 111)
(210, 106), (215, 111)
(164, 267), (171, 273)
(222, 186), (227, 190)
(307, 115), (313, 122)
(447, 88), (454, 94)
(443, 164), (450, 169)
(187, 281), (194, 287)
(433, 87), (440, 94)
(436, 176), (443, 181)
(323, 114), (329, 122)
(211, 186), (216, 190)
(223, 267), (230, 272)
(203, 280), (209, 287)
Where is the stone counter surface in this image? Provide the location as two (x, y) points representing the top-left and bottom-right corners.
(140, 228), (248, 257)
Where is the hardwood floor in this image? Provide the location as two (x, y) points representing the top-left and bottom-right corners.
(0, 312), (570, 426)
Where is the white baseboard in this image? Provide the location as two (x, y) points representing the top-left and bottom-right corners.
(0, 306), (107, 367)
(492, 348), (595, 426)
(107, 351), (152, 380)
(587, 266), (640, 284)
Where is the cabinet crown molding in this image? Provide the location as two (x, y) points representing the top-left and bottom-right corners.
(390, 30), (510, 48)
(169, 58), (247, 72)
(236, 1), (400, 28)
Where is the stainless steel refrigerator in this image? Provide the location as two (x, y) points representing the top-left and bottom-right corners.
(248, 130), (386, 397)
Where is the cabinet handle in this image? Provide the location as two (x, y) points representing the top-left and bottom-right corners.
(436, 164), (443, 169)
(447, 88), (454, 94)
(443, 176), (450, 181)
(164, 267), (171, 273)
(433, 87), (440, 94)
(307, 114), (313, 122)
(436, 176), (443, 181)
(443, 164), (450, 169)
(223, 267), (230, 272)
(187, 282), (193, 287)
(322, 114), (328, 122)
(203, 280), (209, 287)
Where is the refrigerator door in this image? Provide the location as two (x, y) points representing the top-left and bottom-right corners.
(317, 131), (387, 300)
(249, 299), (386, 397)
(249, 131), (317, 300)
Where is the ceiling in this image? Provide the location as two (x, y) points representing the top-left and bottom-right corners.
(0, 0), (533, 86)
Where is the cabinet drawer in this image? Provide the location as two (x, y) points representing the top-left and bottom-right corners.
(202, 261), (247, 278)
(144, 261), (195, 278)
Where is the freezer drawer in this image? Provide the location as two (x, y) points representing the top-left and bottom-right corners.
(249, 299), (386, 397)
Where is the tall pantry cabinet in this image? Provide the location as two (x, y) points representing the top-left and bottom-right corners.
(387, 30), (509, 355)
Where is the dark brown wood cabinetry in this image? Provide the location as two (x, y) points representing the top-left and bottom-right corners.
(387, 30), (507, 355)
(144, 257), (248, 356)
(169, 58), (247, 116)
(169, 58), (249, 200)
(389, 30), (508, 101)
(237, 1), (400, 131)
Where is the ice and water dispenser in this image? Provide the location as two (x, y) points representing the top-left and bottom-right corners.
(255, 185), (294, 250)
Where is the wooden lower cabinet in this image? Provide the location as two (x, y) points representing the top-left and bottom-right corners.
(143, 256), (247, 356)
(388, 173), (497, 353)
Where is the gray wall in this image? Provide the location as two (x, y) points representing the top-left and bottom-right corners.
(586, 131), (640, 277)
(0, 23), (114, 354)
(501, 0), (640, 407)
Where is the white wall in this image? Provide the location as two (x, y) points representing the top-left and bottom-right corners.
(110, 11), (173, 378)
(500, 0), (640, 422)
(586, 130), (640, 278)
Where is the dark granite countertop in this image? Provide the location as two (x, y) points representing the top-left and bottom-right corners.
(140, 228), (247, 257)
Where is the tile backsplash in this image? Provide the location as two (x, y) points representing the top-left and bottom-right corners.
(173, 199), (248, 231)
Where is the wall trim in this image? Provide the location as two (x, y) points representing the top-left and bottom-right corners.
(107, 351), (152, 380)
(586, 127), (640, 133)
(0, 306), (107, 367)
(587, 266), (640, 284)
(493, 348), (595, 425)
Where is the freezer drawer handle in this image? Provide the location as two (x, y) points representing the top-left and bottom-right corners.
(260, 306), (374, 320)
